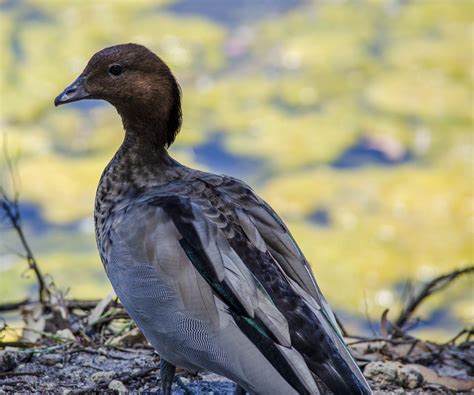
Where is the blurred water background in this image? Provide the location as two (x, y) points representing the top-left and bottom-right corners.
(0, 0), (472, 340)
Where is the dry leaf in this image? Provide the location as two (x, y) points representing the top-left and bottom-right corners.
(106, 327), (146, 347)
(20, 303), (45, 343)
(407, 364), (474, 391)
(380, 309), (390, 338)
(88, 291), (115, 326)
(56, 328), (75, 342)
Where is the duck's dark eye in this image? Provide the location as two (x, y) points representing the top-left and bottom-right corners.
(108, 64), (123, 76)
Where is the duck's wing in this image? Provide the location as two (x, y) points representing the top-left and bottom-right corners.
(214, 176), (334, 317)
(110, 191), (320, 395)
(204, 175), (372, 395)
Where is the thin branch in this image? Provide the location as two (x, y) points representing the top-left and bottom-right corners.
(0, 298), (31, 312)
(65, 299), (102, 310)
(0, 341), (36, 348)
(2, 133), (21, 202)
(334, 313), (349, 337)
(346, 337), (415, 346)
(442, 328), (473, 346)
(363, 290), (377, 337)
(1, 197), (50, 303)
(1, 140), (50, 303)
(0, 371), (40, 378)
(395, 266), (474, 329)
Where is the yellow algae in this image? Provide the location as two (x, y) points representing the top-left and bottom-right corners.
(391, 0), (474, 34)
(386, 33), (472, 81)
(0, 255), (29, 302)
(365, 71), (471, 120)
(226, 110), (360, 168)
(37, 251), (112, 300)
(18, 154), (108, 222)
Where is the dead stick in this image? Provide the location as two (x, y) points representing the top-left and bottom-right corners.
(65, 299), (102, 309)
(0, 298), (31, 312)
(0, 371), (40, 377)
(1, 138), (49, 303)
(0, 298), (105, 313)
(395, 266), (474, 329)
(334, 313), (349, 337)
(347, 337), (415, 346)
(1, 197), (50, 303)
(0, 341), (36, 348)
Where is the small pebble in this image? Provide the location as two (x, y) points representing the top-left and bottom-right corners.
(91, 370), (115, 383)
(39, 353), (62, 366)
(108, 379), (127, 392)
(398, 366), (424, 389)
(97, 355), (108, 363)
(56, 328), (75, 341)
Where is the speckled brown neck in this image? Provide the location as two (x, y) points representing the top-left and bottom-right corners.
(93, 126), (181, 265)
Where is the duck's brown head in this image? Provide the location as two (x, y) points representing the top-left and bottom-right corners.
(55, 43), (182, 148)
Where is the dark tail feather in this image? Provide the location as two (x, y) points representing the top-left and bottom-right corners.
(307, 308), (372, 394)
(306, 358), (371, 395)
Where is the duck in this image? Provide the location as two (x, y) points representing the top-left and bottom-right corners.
(54, 43), (372, 395)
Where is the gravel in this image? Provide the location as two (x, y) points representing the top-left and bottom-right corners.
(0, 345), (469, 394)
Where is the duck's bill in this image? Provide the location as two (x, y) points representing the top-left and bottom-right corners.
(54, 76), (91, 106)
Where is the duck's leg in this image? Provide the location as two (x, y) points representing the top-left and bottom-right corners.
(234, 384), (246, 395)
(160, 358), (176, 395)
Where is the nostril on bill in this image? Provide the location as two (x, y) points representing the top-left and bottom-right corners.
(65, 86), (77, 95)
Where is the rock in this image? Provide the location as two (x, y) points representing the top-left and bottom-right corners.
(91, 370), (115, 383)
(97, 355), (108, 363)
(0, 350), (19, 372)
(39, 353), (62, 366)
(364, 361), (424, 390)
(56, 328), (75, 341)
(365, 361), (400, 385)
(108, 380), (127, 392)
(398, 365), (424, 389)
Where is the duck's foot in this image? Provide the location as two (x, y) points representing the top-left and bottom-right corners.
(160, 359), (176, 395)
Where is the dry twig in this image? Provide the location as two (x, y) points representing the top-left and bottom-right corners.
(1, 140), (50, 303)
(395, 266), (474, 329)
(0, 299), (31, 312)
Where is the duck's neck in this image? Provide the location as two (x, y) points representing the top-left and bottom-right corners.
(120, 129), (169, 167)
(118, 108), (169, 159)
(98, 107), (185, 200)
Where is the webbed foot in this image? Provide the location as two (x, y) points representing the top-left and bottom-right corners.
(160, 358), (176, 395)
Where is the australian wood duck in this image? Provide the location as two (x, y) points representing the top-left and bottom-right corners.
(55, 43), (372, 395)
